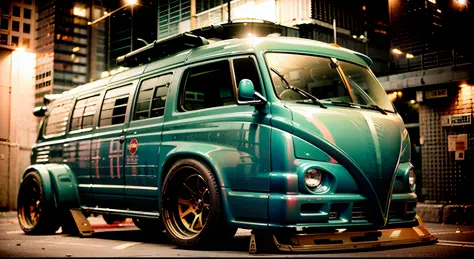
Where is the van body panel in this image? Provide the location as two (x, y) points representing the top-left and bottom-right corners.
(25, 36), (417, 232)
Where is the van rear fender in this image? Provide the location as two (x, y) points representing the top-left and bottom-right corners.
(22, 164), (80, 210)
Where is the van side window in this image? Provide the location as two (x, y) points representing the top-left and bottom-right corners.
(179, 61), (234, 112)
(99, 85), (132, 127)
(134, 73), (171, 120)
(43, 100), (73, 137)
(70, 95), (99, 131)
(233, 57), (262, 94)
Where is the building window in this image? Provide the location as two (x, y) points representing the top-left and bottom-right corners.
(70, 95), (100, 131)
(23, 23), (30, 34)
(12, 6), (20, 17)
(12, 21), (19, 32)
(22, 37), (30, 48)
(43, 100), (74, 137)
(134, 73), (172, 121)
(23, 8), (31, 19)
(179, 61), (235, 112)
(0, 33), (7, 45)
(99, 85), (132, 127)
(0, 18), (8, 30)
(46, 80), (51, 86)
(11, 36), (19, 46)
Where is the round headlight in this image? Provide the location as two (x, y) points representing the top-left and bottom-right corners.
(409, 169), (416, 192)
(305, 168), (322, 188)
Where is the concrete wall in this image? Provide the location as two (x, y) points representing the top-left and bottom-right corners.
(0, 47), (37, 211)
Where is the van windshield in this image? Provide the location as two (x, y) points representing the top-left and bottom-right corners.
(265, 53), (395, 113)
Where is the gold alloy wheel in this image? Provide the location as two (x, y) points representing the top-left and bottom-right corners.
(166, 168), (211, 239)
(18, 177), (42, 229)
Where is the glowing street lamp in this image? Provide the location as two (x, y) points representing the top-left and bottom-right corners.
(406, 53), (414, 59)
(392, 48), (403, 55)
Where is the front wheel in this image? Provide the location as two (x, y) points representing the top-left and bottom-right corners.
(17, 172), (59, 235)
(161, 158), (236, 248)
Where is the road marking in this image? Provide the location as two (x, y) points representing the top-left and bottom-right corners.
(6, 230), (24, 234)
(32, 240), (105, 247)
(112, 242), (142, 250)
(436, 240), (474, 248)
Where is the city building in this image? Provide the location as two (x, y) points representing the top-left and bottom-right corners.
(381, 0), (473, 204)
(156, 0), (391, 76)
(0, 46), (36, 211)
(0, 0), (36, 51)
(34, 0), (107, 107)
(104, 0), (158, 71)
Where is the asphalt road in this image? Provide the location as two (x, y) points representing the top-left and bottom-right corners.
(1, 211), (473, 257)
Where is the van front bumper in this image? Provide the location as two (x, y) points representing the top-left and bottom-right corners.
(264, 216), (436, 253)
(267, 192), (417, 229)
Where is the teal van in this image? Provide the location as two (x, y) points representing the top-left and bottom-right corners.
(17, 30), (435, 251)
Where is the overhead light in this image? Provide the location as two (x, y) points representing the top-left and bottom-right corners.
(72, 47), (80, 52)
(410, 100), (416, 104)
(406, 53), (414, 59)
(359, 34), (365, 39)
(126, 0), (137, 5)
(352, 35), (357, 39)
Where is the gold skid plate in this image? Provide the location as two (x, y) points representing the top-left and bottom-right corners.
(272, 216), (437, 253)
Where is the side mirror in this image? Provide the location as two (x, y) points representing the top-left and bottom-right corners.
(33, 106), (47, 117)
(237, 79), (267, 106)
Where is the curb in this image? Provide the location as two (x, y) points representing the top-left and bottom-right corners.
(416, 203), (474, 225)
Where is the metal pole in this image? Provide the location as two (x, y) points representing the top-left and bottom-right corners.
(333, 19), (336, 44)
(130, 4), (134, 52)
(364, 30), (368, 55)
(228, 0), (231, 23)
(191, 0), (197, 29)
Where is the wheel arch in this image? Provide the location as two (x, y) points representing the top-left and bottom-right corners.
(21, 164), (80, 211)
(159, 145), (236, 224)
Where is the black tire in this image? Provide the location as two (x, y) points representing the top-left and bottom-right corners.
(161, 158), (237, 249)
(103, 214), (126, 224)
(17, 171), (60, 235)
(133, 217), (165, 233)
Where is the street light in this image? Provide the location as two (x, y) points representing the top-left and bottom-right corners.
(87, 0), (137, 26)
(392, 48), (403, 55)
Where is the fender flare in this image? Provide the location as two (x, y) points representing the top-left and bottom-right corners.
(22, 164), (80, 211)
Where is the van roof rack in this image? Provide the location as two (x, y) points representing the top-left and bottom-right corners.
(116, 24), (224, 67)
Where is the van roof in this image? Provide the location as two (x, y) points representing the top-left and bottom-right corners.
(56, 36), (371, 101)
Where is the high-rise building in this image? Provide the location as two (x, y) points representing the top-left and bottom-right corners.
(34, 0), (107, 107)
(106, 0), (157, 70)
(0, 0), (36, 51)
(156, 0), (391, 76)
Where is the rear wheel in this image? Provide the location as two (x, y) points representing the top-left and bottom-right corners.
(17, 171), (59, 235)
(161, 158), (236, 248)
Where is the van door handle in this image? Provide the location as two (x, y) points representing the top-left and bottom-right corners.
(119, 135), (125, 144)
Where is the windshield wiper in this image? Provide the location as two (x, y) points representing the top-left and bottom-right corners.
(326, 100), (387, 115)
(325, 100), (358, 107)
(355, 104), (388, 115)
(270, 67), (326, 109)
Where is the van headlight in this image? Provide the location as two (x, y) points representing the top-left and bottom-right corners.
(305, 168), (322, 188)
(409, 168), (416, 192)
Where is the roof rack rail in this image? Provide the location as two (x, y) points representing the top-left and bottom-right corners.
(116, 30), (214, 67)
